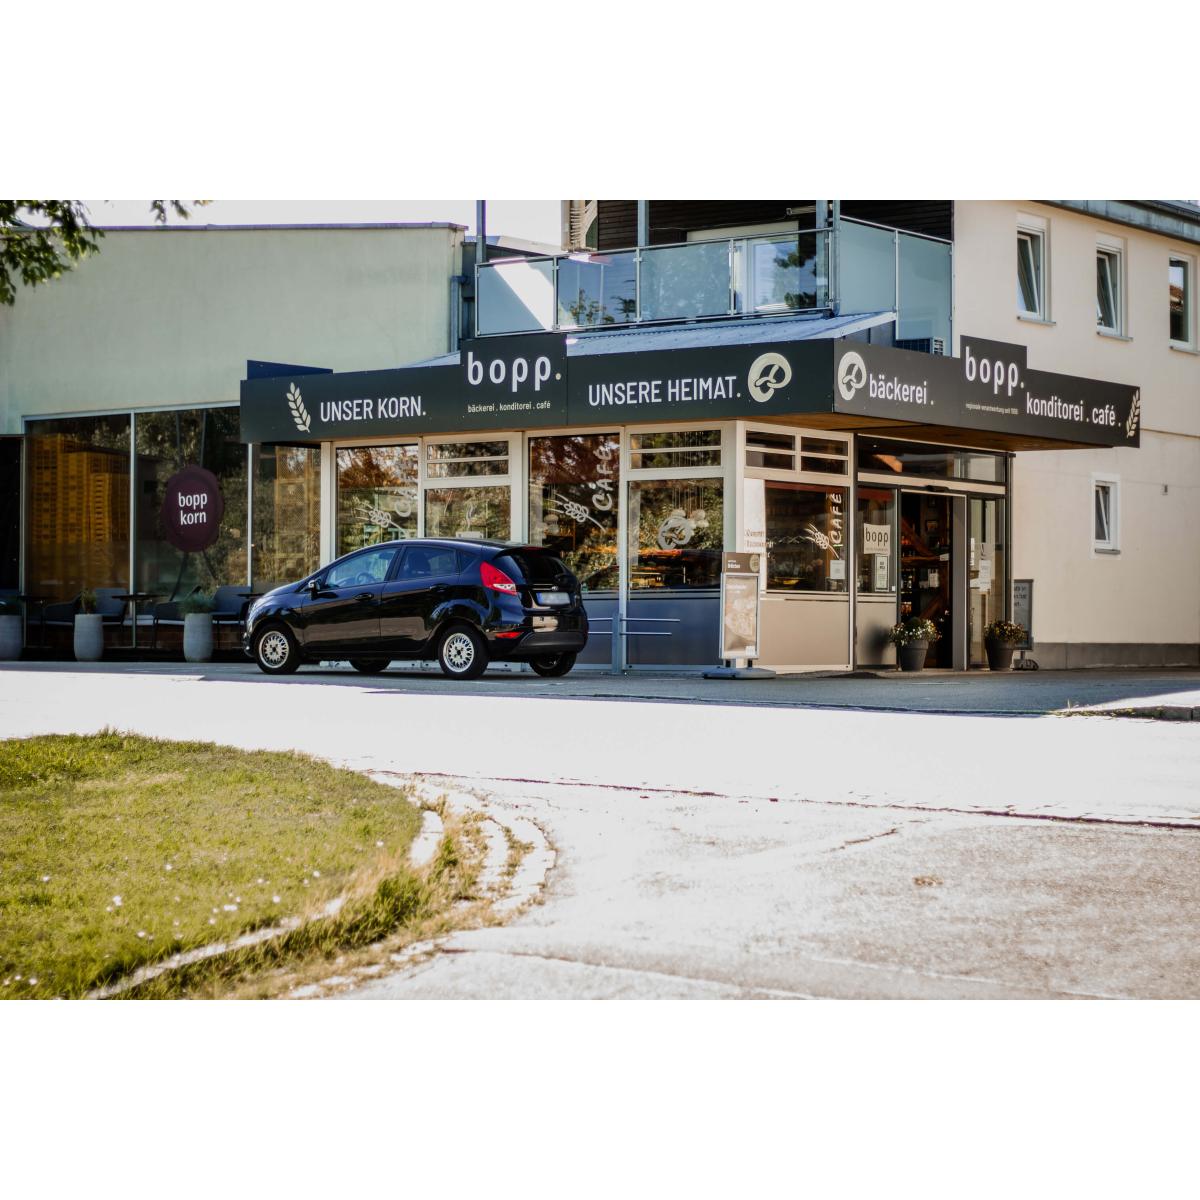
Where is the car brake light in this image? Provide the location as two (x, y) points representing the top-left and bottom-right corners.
(480, 561), (519, 594)
(495, 631), (522, 639)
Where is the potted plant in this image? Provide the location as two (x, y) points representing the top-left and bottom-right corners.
(888, 617), (940, 673)
(74, 588), (104, 662)
(0, 595), (22, 660)
(983, 619), (1027, 671)
(180, 592), (215, 663)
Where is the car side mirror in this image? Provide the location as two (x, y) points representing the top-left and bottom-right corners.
(307, 579), (322, 598)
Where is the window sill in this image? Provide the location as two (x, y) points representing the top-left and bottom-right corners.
(1168, 342), (1199, 356)
(1097, 329), (1132, 342)
(1092, 547), (1121, 556)
(1017, 314), (1055, 326)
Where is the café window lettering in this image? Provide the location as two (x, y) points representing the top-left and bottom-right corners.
(528, 432), (620, 591)
(765, 482), (848, 593)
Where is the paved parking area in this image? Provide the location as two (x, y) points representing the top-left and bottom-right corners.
(6, 659), (1200, 716)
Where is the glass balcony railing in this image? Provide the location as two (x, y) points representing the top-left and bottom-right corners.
(475, 220), (951, 349)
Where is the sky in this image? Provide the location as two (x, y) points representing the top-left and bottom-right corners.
(81, 200), (564, 246)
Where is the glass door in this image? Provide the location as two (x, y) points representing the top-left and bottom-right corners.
(968, 496), (1007, 667)
(899, 491), (953, 668)
(335, 445), (418, 557)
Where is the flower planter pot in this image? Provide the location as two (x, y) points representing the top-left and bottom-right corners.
(74, 613), (104, 662)
(898, 640), (929, 672)
(985, 640), (1016, 671)
(0, 613), (22, 660)
(183, 613), (214, 663)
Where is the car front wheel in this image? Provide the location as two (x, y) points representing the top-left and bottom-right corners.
(254, 624), (301, 675)
(529, 652), (577, 678)
(438, 625), (487, 680)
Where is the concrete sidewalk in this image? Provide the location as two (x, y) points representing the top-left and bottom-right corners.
(4, 659), (1200, 717)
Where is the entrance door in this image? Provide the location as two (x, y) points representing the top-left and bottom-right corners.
(899, 492), (953, 668)
(968, 496), (1007, 667)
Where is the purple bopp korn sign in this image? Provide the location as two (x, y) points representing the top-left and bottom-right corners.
(160, 465), (224, 553)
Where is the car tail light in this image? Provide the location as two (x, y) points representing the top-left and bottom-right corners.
(494, 631), (522, 639)
(480, 561), (519, 595)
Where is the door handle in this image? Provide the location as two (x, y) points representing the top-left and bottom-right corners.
(356, 592), (377, 603)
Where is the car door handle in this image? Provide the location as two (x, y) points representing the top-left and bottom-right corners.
(356, 592), (377, 603)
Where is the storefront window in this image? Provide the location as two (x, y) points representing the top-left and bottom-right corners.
(426, 440), (509, 478)
(336, 445), (417, 556)
(859, 437), (1007, 484)
(764, 482), (847, 592)
(857, 487), (897, 594)
(134, 408), (247, 601)
(425, 486), (511, 541)
(628, 478), (723, 589)
(528, 433), (619, 591)
(629, 429), (721, 470)
(252, 444), (320, 589)
(26, 414), (131, 601)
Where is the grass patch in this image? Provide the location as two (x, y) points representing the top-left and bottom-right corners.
(0, 732), (430, 998)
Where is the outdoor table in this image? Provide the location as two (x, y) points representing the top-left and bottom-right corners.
(17, 594), (51, 648)
(112, 592), (161, 649)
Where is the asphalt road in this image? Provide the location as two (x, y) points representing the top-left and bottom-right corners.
(3, 663), (1199, 998)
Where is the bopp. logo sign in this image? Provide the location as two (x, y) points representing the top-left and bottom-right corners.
(466, 348), (554, 393)
(964, 343), (1022, 397)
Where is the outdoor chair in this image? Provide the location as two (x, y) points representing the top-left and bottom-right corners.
(210, 585), (252, 648)
(92, 587), (130, 627)
(42, 594), (80, 629)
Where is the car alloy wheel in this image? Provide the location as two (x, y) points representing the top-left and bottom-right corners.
(439, 626), (487, 680)
(256, 626), (299, 674)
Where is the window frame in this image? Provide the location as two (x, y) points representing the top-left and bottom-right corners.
(1096, 240), (1124, 336)
(1016, 225), (1048, 321)
(1092, 474), (1120, 555)
(1169, 255), (1194, 349)
(419, 432), (518, 541)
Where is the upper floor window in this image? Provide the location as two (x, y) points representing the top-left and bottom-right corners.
(1017, 228), (1046, 319)
(1169, 257), (1193, 346)
(1096, 246), (1123, 334)
(1093, 477), (1119, 554)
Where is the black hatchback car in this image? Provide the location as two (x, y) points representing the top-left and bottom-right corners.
(243, 538), (588, 679)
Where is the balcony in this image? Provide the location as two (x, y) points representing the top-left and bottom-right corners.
(475, 217), (952, 350)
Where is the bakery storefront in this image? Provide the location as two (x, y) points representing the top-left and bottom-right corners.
(238, 326), (1140, 671)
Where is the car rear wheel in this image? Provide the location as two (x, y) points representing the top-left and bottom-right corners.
(349, 658), (390, 675)
(438, 625), (487, 680)
(254, 624), (301, 675)
(529, 652), (577, 678)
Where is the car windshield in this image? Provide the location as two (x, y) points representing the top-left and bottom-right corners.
(495, 550), (571, 586)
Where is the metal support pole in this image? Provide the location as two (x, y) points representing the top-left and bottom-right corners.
(636, 200), (649, 247)
(476, 200), (487, 266)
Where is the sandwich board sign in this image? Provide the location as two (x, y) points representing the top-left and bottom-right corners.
(719, 552), (762, 662)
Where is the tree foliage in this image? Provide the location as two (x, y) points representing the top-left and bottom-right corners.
(0, 200), (208, 306)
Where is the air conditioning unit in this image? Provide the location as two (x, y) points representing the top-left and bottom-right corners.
(895, 337), (946, 356)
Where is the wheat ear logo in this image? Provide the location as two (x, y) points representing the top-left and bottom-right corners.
(287, 383), (311, 433)
(1126, 390), (1140, 439)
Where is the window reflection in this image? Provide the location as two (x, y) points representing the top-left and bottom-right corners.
(528, 434), (619, 591)
(628, 478), (723, 589)
(252, 445), (321, 589)
(336, 445), (417, 556)
(26, 415), (131, 601)
(425, 486), (510, 541)
(765, 483), (847, 592)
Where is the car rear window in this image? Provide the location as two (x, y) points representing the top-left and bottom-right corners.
(494, 550), (571, 585)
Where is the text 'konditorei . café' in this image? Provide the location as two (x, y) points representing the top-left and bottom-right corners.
(238, 321), (1139, 671)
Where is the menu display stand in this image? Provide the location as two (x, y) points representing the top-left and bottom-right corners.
(704, 552), (776, 680)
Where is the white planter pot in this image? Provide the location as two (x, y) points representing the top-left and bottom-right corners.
(74, 613), (104, 662)
(0, 613), (22, 660)
(183, 613), (214, 663)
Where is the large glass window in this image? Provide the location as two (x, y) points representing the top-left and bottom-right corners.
(764, 483), (847, 592)
(252, 444), (320, 590)
(134, 408), (246, 602)
(1169, 258), (1192, 345)
(336, 445), (417, 556)
(857, 487), (896, 595)
(0, 439), (20, 590)
(426, 440), (509, 478)
(528, 433), (620, 591)
(628, 478), (723, 589)
(26, 414), (131, 602)
(424, 486), (510, 541)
